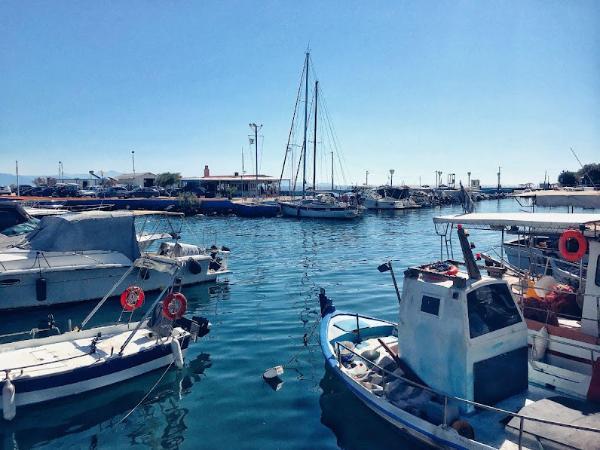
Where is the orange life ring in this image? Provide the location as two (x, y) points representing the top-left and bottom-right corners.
(445, 265), (459, 276)
(162, 292), (187, 320)
(120, 286), (145, 311)
(558, 229), (587, 262)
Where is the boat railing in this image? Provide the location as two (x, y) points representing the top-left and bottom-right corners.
(334, 341), (600, 447)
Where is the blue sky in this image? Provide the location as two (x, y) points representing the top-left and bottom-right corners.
(1, 1), (599, 186)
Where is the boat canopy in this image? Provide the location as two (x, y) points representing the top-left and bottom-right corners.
(0, 202), (33, 234)
(434, 212), (600, 233)
(516, 190), (600, 209)
(23, 211), (141, 260)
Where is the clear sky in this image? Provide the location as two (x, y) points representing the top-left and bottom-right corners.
(1, 1), (599, 186)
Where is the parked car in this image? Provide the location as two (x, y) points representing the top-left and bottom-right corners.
(126, 187), (160, 198)
(55, 184), (80, 197)
(27, 186), (56, 197)
(15, 184), (33, 195)
(97, 186), (129, 198)
(0, 186), (12, 195)
(78, 188), (97, 197)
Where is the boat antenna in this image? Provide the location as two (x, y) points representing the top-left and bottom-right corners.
(570, 147), (597, 188)
(302, 51), (309, 199)
(377, 261), (402, 305)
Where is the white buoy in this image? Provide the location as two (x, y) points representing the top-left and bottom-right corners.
(171, 338), (184, 369)
(2, 373), (16, 421)
(263, 366), (284, 380)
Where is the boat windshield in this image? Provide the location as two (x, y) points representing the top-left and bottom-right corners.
(1, 218), (39, 236)
(467, 283), (522, 338)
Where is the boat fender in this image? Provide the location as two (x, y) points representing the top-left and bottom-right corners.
(558, 229), (587, 262)
(531, 326), (548, 361)
(162, 293), (187, 320)
(170, 337), (184, 369)
(2, 373), (16, 421)
(188, 258), (203, 275)
(451, 420), (475, 439)
(36, 277), (47, 302)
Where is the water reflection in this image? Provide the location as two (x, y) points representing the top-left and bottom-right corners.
(0, 352), (212, 449)
(319, 365), (429, 450)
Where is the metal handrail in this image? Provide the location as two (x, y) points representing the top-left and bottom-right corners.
(334, 341), (600, 436)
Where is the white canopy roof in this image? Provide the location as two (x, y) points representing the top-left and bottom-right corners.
(433, 212), (600, 232)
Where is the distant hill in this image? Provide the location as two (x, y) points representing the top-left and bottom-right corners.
(0, 171), (121, 186)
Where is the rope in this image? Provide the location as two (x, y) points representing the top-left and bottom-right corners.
(119, 360), (174, 423)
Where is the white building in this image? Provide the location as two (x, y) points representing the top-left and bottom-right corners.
(115, 172), (157, 187)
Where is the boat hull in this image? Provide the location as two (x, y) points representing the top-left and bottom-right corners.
(280, 203), (361, 219)
(320, 311), (491, 450)
(0, 257), (229, 310)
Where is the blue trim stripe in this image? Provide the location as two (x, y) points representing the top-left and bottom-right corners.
(12, 336), (190, 393)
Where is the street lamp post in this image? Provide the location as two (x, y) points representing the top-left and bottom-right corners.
(249, 123), (263, 195)
(389, 169), (395, 187)
(131, 150), (136, 178)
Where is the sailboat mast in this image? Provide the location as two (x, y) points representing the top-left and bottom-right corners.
(331, 151), (334, 191)
(302, 52), (309, 199)
(313, 80), (318, 192)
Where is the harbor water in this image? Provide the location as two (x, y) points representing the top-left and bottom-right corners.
(1, 199), (536, 449)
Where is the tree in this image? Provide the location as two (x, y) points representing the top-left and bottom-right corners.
(558, 170), (578, 187)
(156, 172), (181, 188)
(576, 163), (600, 187)
(32, 176), (46, 186)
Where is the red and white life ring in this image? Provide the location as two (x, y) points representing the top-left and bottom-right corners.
(162, 292), (187, 320)
(120, 286), (145, 311)
(558, 229), (587, 262)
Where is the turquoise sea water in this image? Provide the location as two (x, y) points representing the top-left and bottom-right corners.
(0, 199), (543, 449)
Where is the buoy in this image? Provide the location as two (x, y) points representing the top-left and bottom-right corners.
(558, 229), (587, 262)
(120, 286), (145, 311)
(2, 373), (16, 421)
(263, 366), (284, 380)
(162, 293), (187, 320)
(170, 337), (184, 369)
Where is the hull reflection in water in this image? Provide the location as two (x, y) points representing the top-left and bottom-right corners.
(0, 352), (212, 449)
(319, 365), (429, 450)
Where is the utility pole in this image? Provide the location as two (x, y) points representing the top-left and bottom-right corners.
(15, 160), (19, 196)
(389, 169), (395, 187)
(467, 171), (471, 189)
(497, 166), (501, 193)
(365, 170), (369, 186)
(131, 150), (136, 178)
(249, 123), (262, 194)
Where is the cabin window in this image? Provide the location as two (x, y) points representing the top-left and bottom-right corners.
(421, 295), (440, 316)
(467, 284), (521, 338)
(596, 255), (600, 287)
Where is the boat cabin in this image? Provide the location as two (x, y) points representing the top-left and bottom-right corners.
(400, 261), (528, 411)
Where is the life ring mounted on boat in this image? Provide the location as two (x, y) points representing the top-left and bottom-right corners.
(558, 229), (587, 262)
(162, 292), (187, 320)
(120, 286), (145, 311)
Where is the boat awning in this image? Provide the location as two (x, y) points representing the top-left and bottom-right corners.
(433, 212), (600, 233)
(516, 190), (600, 209)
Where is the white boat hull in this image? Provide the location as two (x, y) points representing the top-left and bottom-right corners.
(0, 256), (229, 310)
(280, 203), (361, 219)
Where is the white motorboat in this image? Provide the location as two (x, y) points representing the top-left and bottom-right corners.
(0, 256), (210, 421)
(280, 194), (361, 219)
(362, 188), (420, 210)
(0, 211), (230, 310)
(319, 225), (600, 449)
